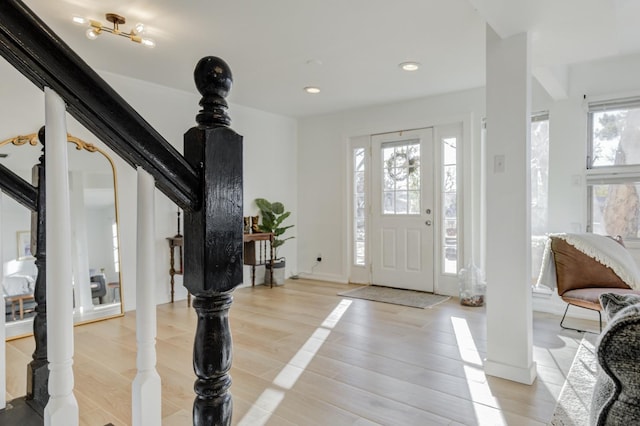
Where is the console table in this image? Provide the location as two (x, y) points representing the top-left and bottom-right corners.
(169, 232), (275, 301)
(244, 232), (275, 287)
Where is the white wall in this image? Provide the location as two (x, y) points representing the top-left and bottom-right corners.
(0, 60), (298, 312)
(546, 53), (640, 238)
(297, 51), (640, 303)
(531, 54), (640, 317)
(0, 195), (31, 266)
(232, 103), (299, 283)
(4, 48), (640, 315)
(297, 88), (486, 292)
(94, 71), (298, 308)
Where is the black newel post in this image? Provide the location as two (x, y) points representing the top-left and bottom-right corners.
(183, 57), (243, 425)
(26, 127), (48, 414)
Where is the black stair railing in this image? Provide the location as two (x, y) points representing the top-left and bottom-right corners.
(0, 163), (37, 211)
(0, 1), (244, 425)
(0, 136), (49, 414)
(0, 0), (199, 211)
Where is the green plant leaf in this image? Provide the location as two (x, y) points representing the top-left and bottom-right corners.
(255, 198), (273, 214)
(274, 211), (291, 227)
(254, 197), (294, 255)
(272, 202), (285, 215)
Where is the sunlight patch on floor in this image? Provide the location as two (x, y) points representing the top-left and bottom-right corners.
(451, 316), (507, 426)
(237, 299), (352, 426)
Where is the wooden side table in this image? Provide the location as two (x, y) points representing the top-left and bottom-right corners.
(243, 232), (275, 287)
(5, 293), (35, 320)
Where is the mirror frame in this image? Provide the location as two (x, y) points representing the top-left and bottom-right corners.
(0, 132), (124, 340)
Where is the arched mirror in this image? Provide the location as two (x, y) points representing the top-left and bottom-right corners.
(1, 132), (123, 339)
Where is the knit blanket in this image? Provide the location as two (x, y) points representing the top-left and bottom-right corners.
(536, 233), (640, 291)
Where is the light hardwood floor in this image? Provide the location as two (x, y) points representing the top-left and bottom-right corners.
(6, 279), (597, 425)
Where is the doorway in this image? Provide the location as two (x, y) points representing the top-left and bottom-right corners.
(370, 128), (434, 291)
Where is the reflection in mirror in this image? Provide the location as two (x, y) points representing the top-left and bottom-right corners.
(1, 133), (123, 340)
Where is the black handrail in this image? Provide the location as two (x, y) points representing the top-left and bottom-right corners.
(0, 0), (199, 211)
(0, 163), (37, 210)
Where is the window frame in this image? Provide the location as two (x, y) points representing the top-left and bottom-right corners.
(586, 97), (640, 241)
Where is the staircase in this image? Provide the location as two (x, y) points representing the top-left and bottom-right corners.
(0, 1), (244, 424)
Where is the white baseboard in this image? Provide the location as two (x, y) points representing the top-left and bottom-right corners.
(296, 272), (348, 283)
(435, 281), (458, 297)
(484, 359), (537, 385)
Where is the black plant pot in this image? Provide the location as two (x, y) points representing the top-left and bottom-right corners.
(265, 259), (285, 286)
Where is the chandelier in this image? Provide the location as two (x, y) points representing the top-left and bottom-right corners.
(73, 13), (155, 48)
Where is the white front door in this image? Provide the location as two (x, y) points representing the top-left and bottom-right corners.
(370, 129), (434, 291)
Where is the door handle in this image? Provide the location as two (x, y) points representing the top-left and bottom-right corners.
(425, 220), (432, 226)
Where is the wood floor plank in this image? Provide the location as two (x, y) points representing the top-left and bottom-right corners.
(5, 279), (595, 425)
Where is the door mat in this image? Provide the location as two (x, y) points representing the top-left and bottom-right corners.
(338, 285), (450, 309)
(549, 334), (597, 425)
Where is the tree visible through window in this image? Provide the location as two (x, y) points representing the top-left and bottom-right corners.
(442, 137), (457, 274)
(353, 147), (366, 265)
(588, 100), (640, 239)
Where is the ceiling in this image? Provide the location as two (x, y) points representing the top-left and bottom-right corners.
(18, 0), (640, 118)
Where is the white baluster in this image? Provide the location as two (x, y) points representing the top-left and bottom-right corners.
(43, 87), (79, 426)
(132, 167), (161, 425)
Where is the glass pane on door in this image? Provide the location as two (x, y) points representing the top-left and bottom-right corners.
(381, 141), (421, 215)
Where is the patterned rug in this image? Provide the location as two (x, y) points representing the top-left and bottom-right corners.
(549, 334), (598, 425)
(337, 285), (450, 309)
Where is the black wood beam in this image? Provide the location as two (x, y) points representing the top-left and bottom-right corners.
(0, 0), (199, 211)
(0, 163), (37, 211)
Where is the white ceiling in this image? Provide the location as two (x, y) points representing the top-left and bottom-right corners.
(18, 0), (640, 118)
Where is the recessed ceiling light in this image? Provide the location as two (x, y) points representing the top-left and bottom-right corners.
(304, 86), (321, 94)
(399, 61), (420, 71)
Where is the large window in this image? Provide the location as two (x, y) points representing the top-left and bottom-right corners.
(531, 113), (549, 284)
(531, 113), (549, 236)
(587, 98), (640, 239)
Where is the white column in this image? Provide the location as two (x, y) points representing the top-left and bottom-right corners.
(484, 25), (537, 385)
(43, 87), (79, 425)
(0, 194), (5, 410)
(132, 167), (161, 425)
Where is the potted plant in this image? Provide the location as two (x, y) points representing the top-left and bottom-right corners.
(255, 198), (294, 285)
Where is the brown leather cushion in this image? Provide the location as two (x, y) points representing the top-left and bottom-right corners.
(551, 237), (631, 296)
(562, 288), (640, 311)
